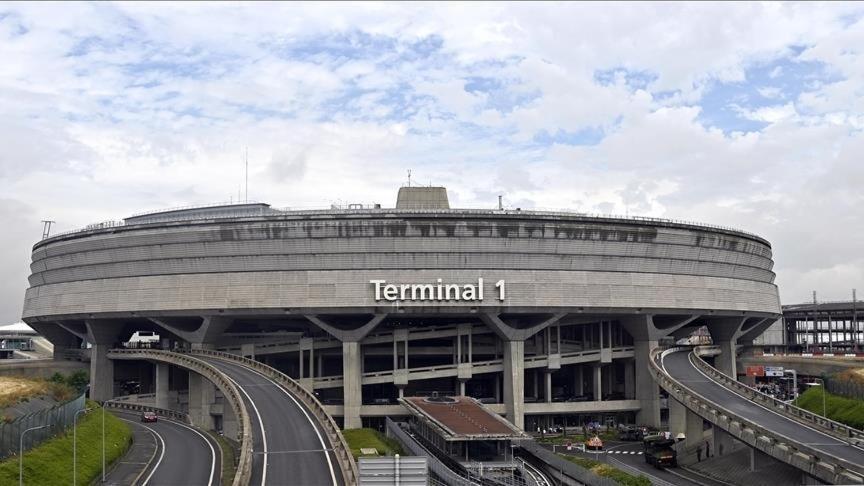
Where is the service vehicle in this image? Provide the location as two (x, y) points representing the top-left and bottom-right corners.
(643, 433), (677, 468)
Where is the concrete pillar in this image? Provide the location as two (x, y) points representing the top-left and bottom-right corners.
(714, 340), (737, 379)
(532, 370), (539, 398)
(545, 371), (552, 403)
(459, 380), (466, 396)
(713, 427), (735, 457)
(669, 398), (703, 456)
(494, 375), (501, 402)
(155, 363), (170, 410)
(624, 359), (635, 399)
(222, 399), (239, 441)
(85, 320), (123, 402)
(575, 365), (584, 396)
(634, 340), (661, 427)
(503, 340), (525, 429)
(188, 372), (216, 430)
(592, 364), (602, 401)
(343, 341), (362, 429)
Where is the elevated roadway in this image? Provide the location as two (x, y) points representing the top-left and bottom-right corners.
(108, 348), (357, 486)
(198, 357), (343, 486)
(653, 347), (864, 484)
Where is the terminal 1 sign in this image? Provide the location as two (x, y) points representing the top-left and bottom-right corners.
(370, 278), (506, 302)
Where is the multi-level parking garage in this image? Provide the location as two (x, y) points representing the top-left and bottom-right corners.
(22, 186), (781, 433)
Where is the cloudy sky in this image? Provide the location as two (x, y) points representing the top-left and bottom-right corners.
(2, 2), (863, 324)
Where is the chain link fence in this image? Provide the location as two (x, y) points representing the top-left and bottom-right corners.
(0, 392), (86, 459)
(825, 374), (864, 401)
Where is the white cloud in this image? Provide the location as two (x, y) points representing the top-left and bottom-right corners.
(1, 3), (864, 322)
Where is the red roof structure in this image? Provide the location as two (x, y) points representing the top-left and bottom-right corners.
(401, 396), (525, 440)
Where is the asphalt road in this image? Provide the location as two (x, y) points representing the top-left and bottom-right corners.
(603, 441), (727, 486)
(114, 411), (220, 486)
(199, 358), (343, 486)
(662, 349), (864, 468)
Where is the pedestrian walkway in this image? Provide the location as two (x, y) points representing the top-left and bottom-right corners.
(685, 448), (802, 486)
(102, 414), (158, 486)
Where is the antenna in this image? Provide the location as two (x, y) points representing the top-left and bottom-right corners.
(245, 147), (249, 203)
(407, 169), (412, 187)
(40, 220), (55, 239)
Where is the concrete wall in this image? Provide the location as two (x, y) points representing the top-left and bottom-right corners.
(24, 211), (779, 320)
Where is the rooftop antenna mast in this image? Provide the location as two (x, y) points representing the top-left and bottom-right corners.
(41, 220), (55, 239)
(407, 169), (412, 187)
(245, 147), (249, 203)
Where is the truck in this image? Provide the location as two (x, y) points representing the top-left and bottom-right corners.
(643, 433), (677, 468)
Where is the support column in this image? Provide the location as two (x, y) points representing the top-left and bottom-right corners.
(713, 427), (735, 457)
(503, 340), (525, 429)
(624, 359), (635, 399)
(343, 341), (362, 429)
(714, 340), (738, 379)
(575, 365), (584, 397)
(188, 372), (216, 430)
(155, 363), (170, 410)
(707, 317), (747, 379)
(592, 364), (602, 401)
(85, 320), (122, 402)
(634, 340), (660, 427)
(545, 371), (552, 403)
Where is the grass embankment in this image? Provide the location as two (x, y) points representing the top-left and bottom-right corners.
(795, 386), (864, 430)
(558, 454), (651, 486)
(343, 428), (403, 459)
(0, 376), (74, 410)
(210, 432), (237, 486)
(0, 400), (132, 486)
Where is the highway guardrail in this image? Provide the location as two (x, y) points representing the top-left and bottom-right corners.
(108, 349), (254, 486)
(691, 346), (864, 444)
(649, 346), (864, 485)
(104, 401), (189, 422)
(188, 348), (360, 486)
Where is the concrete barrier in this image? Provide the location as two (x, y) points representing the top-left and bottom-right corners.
(108, 349), (253, 486)
(650, 346), (864, 484)
(188, 348), (360, 486)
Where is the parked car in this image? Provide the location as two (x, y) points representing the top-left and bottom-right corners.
(141, 411), (158, 423)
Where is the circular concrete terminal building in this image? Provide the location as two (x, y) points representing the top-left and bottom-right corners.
(23, 187), (781, 430)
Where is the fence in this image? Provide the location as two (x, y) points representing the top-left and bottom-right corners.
(826, 375), (864, 402)
(0, 392), (86, 459)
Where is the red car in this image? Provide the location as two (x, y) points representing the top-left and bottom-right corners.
(141, 411), (158, 423)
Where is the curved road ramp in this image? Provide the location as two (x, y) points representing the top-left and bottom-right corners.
(650, 346), (864, 484)
(109, 348), (358, 486)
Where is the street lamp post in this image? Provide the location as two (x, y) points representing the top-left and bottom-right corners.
(73, 408), (92, 486)
(101, 399), (119, 483)
(19, 424), (50, 486)
(805, 379), (827, 418)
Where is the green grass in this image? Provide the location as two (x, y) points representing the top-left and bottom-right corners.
(558, 454), (651, 486)
(210, 432), (237, 486)
(795, 386), (864, 430)
(0, 400), (132, 486)
(343, 428), (403, 459)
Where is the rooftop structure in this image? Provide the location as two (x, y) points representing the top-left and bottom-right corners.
(401, 396), (524, 440)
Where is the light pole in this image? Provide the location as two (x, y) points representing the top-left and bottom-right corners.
(101, 399), (119, 483)
(805, 379), (827, 418)
(73, 407), (92, 486)
(20, 424), (49, 486)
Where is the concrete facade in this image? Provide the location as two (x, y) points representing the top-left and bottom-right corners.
(22, 188), (781, 431)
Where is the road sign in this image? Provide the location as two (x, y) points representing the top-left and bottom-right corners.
(765, 366), (784, 377)
(746, 366), (765, 377)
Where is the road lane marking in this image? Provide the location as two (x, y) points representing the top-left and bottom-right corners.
(168, 419), (218, 486)
(225, 374), (268, 486)
(238, 365), (339, 486)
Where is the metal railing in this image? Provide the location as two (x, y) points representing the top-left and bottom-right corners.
(385, 418), (481, 486)
(38, 204), (767, 244)
(103, 401), (189, 422)
(649, 346), (864, 485)
(187, 348), (359, 486)
(108, 348), (253, 486)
